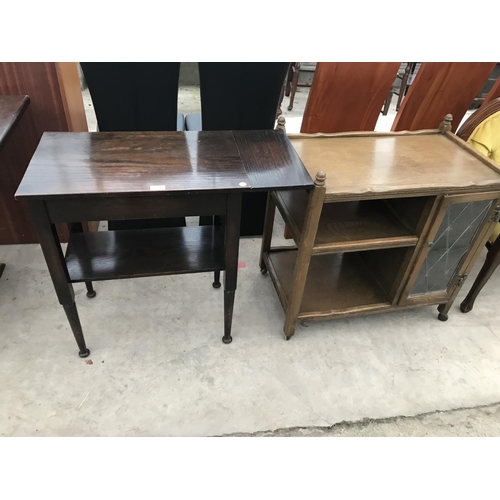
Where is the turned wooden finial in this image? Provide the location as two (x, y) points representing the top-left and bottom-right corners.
(276, 116), (286, 132)
(439, 114), (453, 133)
(315, 171), (326, 187)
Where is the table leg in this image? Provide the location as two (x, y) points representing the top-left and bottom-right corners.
(222, 193), (242, 344)
(0, 263), (5, 278)
(29, 201), (90, 357)
(85, 281), (97, 298)
(213, 270), (221, 289)
(69, 222), (97, 298)
(259, 192), (276, 274)
(283, 177), (325, 339)
(213, 215), (223, 288)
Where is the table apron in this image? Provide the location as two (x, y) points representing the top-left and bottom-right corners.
(45, 193), (228, 223)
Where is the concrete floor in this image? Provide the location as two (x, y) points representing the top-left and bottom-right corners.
(2, 210), (500, 436)
(231, 403), (500, 437)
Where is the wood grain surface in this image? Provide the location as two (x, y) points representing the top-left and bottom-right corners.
(274, 191), (418, 253)
(0, 96), (37, 244)
(0, 96), (29, 148)
(391, 62), (496, 132)
(301, 62), (401, 133)
(0, 63), (88, 242)
(65, 225), (225, 282)
(268, 249), (389, 313)
(233, 129), (313, 190)
(289, 133), (500, 201)
(16, 130), (313, 199)
(16, 131), (247, 198)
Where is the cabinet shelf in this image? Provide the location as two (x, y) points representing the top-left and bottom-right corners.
(65, 226), (224, 282)
(274, 191), (418, 254)
(264, 248), (393, 320)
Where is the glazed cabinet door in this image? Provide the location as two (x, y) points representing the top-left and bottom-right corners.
(400, 192), (500, 305)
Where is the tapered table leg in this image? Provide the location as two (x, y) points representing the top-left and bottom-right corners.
(29, 201), (90, 357)
(85, 281), (96, 298)
(0, 263), (5, 278)
(64, 303), (90, 357)
(223, 290), (235, 344)
(222, 193), (242, 344)
(70, 222), (97, 298)
(213, 270), (221, 289)
(259, 192), (276, 274)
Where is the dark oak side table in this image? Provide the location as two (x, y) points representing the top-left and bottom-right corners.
(0, 95), (30, 277)
(15, 130), (312, 356)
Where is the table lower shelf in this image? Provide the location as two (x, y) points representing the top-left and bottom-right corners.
(65, 225), (224, 282)
(264, 248), (392, 320)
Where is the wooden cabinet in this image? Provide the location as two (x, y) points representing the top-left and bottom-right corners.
(0, 63), (88, 244)
(260, 122), (500, 338)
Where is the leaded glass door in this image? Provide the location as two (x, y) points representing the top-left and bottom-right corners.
(401, 192), (500, 304)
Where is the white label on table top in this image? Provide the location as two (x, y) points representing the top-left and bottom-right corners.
(150, 185), (166, 191)
(239, 182), (247, 187)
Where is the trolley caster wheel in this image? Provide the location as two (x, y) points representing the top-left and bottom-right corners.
(260, 268), (267, 275)
(79, 348), (90, 358)
(460, 302), (473, 313)
(222, 335), (232, 344)
(212, 281), (221, 289)
(438, 313), (448, 322)
(86, 290), (97, 298)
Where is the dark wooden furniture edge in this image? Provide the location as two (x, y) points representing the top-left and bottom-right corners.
(66, 225), (225, 282)
(0, 95), (30, 148)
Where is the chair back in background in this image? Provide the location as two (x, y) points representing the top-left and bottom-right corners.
(391, 62), (497, 132)
(80, 63), (184, 230)
(198, 62), (289, 236)
(80, 63), (181, 131)
(198, 63), (289, 130)
(300, 62), (401, 133)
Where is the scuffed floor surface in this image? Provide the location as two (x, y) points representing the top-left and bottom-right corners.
(228, 403), (500, 436)
(1, 217), (500, 436)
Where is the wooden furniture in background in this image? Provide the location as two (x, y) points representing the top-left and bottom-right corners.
(260, 117), (500, 339)
(382, 63), (419, 115)
(301, 62), (400, 133)
(391, 62), (496, 132)
(481, 77), (500, 108)
(284, 63), (316, 112)
(0, 63), (89, 244)
(470, 64), (500, 108)
(15, 130), (313, 356)
(456, 98), (500, 313)
(394, 63), (418, 111)
(0, 95), (30, 277)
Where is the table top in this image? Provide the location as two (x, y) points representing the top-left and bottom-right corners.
(0, 95), (30, 149)
(15, 130), (313, 199)
(289, 131), (500, 199)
